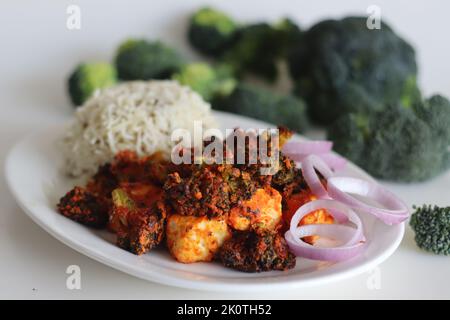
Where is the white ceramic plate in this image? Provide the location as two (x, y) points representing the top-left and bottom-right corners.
(5, 111), (404, 292)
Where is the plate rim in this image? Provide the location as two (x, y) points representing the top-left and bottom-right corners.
(4, 113), (405, 292)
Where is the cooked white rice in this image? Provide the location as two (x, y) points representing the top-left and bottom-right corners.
(62, 80), (217, 176)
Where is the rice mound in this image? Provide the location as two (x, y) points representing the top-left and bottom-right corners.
(62, 80), (217, 176)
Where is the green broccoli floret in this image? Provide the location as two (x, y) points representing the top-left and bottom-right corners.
(188, 7), (238, 56)
(68, 62), (117, 106)
(115, 39), (183, 80)
(213, 83), (308, 133)
(172, 63), (237, 101)
(327, 95), (450, 182)
(410, 205), (450, 255)
(288, 17), (420, 125)
(221, 23), (279, 81)
(271, 18), (302, 57)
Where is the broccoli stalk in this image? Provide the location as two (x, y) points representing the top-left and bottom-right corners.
(410, 205), (450, 255)
(68, 62), (117, 106)
(115, 39), (183, 80)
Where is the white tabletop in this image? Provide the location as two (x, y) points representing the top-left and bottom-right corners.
(1, 0), (449, 299)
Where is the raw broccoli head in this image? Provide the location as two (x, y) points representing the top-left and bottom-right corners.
(327, 95), (450, 182)
(410, 205), (450, 255)
(272, 18), (302, 57)
(289, 17), (420, 125)
(188, 7), (238, 56)
(221, 23), (280, 81)
(213, 83), (309, 133)
(68, 62), (117, 106)
(172, 62), (237, 101)
(115, 39), (183, 80)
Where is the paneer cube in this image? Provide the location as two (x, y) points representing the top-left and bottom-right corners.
(228, 186), (282, 234)
(166, 214), (231, 263)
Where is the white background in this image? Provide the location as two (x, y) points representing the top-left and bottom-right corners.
(1, 0), (449, 299)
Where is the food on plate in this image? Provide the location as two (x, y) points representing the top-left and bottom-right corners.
(115, 39), (183, 80)
(57, 128), (409, 270)
(281, 144), (408, 261)
(328, 95), (450, 182)
(213, 83), (308, 133)
(68, 62), (118, 106)
(113, 190), (167, 255)
(218, 231), (296, 272)
(172, 62), (236, 101)
(57, 186), (109, 228)
(166, 214), (231, 263)
(283, 190), (334, 244)
(56, 128), (307, 272)
(410, 205), (450, 255)
(288, 17), (421, 125)
(61, 80), (217, 176)
(228, 187), (282, 234)
(188, 7), (238, 56)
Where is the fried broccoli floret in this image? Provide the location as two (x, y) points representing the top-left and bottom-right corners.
(213, 83), (308, 133)
(288, 17), (420, 125)
(218, 232), (296, 272)
(172, 63), (237, 101)
(68, 62), (117, 106)
(86, 164), (118, 199)
(115, 39), (183, 80)
(327, 95), (450, 182)
(163, 166), (232, 218)
(57, 187), (109, 228)
(112, 188), (166, 255)
(410, 205), (450, 255)
(188, 7), (238, 56)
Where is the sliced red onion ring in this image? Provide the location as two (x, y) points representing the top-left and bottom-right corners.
(293, 224), (365, 245)
(282, 141), (332, 156)
(285, 153), (347, 171)
(286, 199), (365, 261)
(301, 154), (334, 199)
(285, 231), (366, 262)
(316, 153), (348, 171)
(327, 176), (409, 225)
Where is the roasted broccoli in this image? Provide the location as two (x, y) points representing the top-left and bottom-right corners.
(410, 205), (450, 255)
(57, 186), (109, 228)
(68, 62), (117, 106)
(218, 231), (296, 272)
(112, 188), (166, 255)
(328, 95), (450, 182)
(115, 39), (183, 80)
(288, 17), (420, 125)
(188, 7), (238, 56)
(214, 83), (309, 133)
(172, 63), (236, 101)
